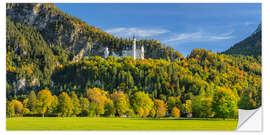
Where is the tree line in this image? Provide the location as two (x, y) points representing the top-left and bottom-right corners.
(7, 49), (261, 117)
(7, 87), (238, 119)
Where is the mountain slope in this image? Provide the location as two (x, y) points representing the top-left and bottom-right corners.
(6, 17), (71, 95)
(6, 3), (183, 96)
(223, 24), (261, 57)
(6, 3), (183, 60)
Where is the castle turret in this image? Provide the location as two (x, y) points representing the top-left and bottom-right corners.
(141, 45), (144, 60)
(132, 36), (136, 59)
(104, 47), (109, 58)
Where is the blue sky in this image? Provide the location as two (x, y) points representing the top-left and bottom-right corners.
(55, 3), (261, 56)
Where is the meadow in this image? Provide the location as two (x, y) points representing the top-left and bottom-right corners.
(6, 117), (238, 131)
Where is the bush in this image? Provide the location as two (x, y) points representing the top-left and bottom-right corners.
(171, 107), (180, 118)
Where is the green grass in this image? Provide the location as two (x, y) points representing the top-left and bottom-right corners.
(6, 117), (238, 131)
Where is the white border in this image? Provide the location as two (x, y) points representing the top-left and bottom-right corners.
(1, 0), (268, 135)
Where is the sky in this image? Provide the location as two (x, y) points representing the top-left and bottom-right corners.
(55, 3), (261, 56)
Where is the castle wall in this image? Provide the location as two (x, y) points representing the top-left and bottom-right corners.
(104, 37), (144, 59)
(122, 49), (143, 59)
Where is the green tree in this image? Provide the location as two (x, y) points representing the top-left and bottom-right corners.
(7, 100), (23, 117)
(111, 91), (129, 117)
(58, 92), (73, 117)
(71, 91), (81, 116)
(200, 98), (214, 118)
(213, 87), (238, 119)
(104, 99), (116, 117)
(191, 96), (201, 118)
(152, 99), (167, 118)
(22, 108), (30, 115)
(28, 90), (37, 112)
(87, 88), (109, 116)
(80, 96), (90, 116)
(36, 89), (54, 117)
(48, 95), (59, 114)
(183, 100), (192, 117)
(238, 90), (257, 109)
(7, 101), (15, 117)
(131, 91), (153, 117)
(167, 96), (181, 114)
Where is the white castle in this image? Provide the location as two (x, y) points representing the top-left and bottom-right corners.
(104, 36), (144, 59)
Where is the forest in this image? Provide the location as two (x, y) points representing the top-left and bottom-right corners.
(7, 49), (261, 118)
(6, 3), (261, 119)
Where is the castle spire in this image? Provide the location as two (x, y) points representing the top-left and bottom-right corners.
(104, 47), (109, 58)
(132, 35), (136, 59)
(141, 44), (144, 60)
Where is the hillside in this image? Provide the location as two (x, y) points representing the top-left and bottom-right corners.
(6, 3), (183, 60)
(6, 3), (261, 115)
(6, 3), (183, 94)
(223, 24), (261, 57)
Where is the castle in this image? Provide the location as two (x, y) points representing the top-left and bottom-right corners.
(104, 36), (144, 59)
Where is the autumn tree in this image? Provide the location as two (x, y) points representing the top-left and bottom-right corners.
(200, 98), (214, 118)
(58, 92), (73, 117)
(48, 95), (59, 114)
(167, 96), (182, 114)
(28, 90), (37, 112)
(183, 100), (192, 117)
(71, 91), (81, 116)
(36, 89), (54, 117)
(238, 90), (257, 109)
(213, 87), (238, 119)
(152, 99), (167, 118)
(87, 88), (109, 116)
(131, 91), (153, 117)
(80, 96), (90, 116)
(22, 108), (30, 115)
(104, 99), (116, 117)
(171, 107), (180, 117)
(111, 91), (129, 116)
(7, 100), (23, 117)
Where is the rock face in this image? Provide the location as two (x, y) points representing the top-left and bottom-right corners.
(16, 78), (26, 91)
(6, 3), (106, 59)
(6, 3), (183, 94)
(6, 3), (183, 61)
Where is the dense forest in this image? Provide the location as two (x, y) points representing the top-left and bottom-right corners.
(223, 24), (262, 57)
(7, 48), (261, 118)
(6, 3), (261, 119)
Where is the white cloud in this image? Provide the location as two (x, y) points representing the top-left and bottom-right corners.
(106, 27), (169, 38)
(244, 21), (256, 26)
(163, 32), (202, 43)
(163, 31), (233, 44)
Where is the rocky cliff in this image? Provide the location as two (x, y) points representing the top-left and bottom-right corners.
(7, 3), (117, 59)
(7, 3), (182, 60)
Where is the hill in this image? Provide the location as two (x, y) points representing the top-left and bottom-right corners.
(6, 3), (261, 114)
(223, 24), (261, 57)
(7, 3), (183, 60)
(6, 3), (183, 94)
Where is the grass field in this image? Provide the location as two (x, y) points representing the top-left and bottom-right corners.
(6, 117), (238, 131)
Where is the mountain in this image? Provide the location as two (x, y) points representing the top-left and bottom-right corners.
(6, 3), (183, 94)
(6, 3), (183, 60)
(223, 24), (261, 57)
(6, 3), (261, 111)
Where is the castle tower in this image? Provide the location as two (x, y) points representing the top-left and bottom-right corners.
(132, 36), (136, 59)
(104, 47), (109, 58)
(141, 45), (144, 60)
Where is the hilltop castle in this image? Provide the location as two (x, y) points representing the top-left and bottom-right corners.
(104, 36), (144, 59)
